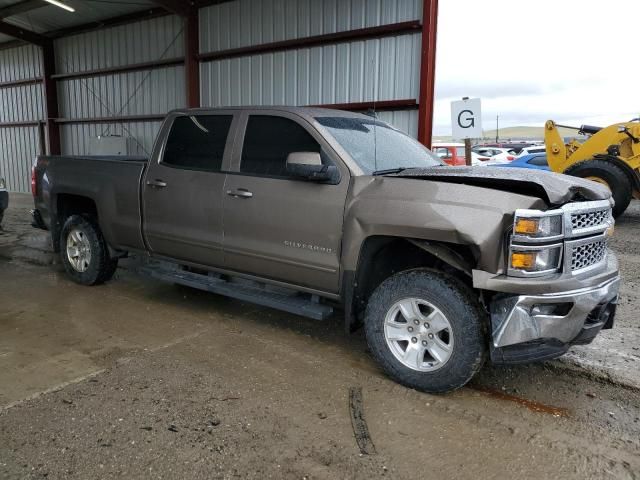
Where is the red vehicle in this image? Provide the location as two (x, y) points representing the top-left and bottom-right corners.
(432, 143), (490, 166)
(432, 143), (467, 166)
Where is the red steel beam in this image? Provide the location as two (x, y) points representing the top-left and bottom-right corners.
(0, 0), (45, 19)
(0, 1), (231, 49)
(0, 120), (42, 128)
(52, 100), (418, 125)
(0, 19), (47, 45)
(51, 57), (184, 81)
(312, 99), (418, 112)
(42, 41), (61, 155)
(0, 76), (42, 89)
(417, 0), (438, 148)
(199, 20), (422, 62)
(185, 12), (200, 107)
(54, 114), (167, 125)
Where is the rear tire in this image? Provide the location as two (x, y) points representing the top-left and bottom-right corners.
(364, 269), (487, 393)
(60, 214), (118, 285)
(564, 159), (632, 217)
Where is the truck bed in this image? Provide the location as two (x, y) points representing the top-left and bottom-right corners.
(33, 155), (149, 252)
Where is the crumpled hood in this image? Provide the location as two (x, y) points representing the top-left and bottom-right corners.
(390, 166), (611, 206)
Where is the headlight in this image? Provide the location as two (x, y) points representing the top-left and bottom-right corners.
(513, 212), (563, 240)
(509, 244), (563, 276)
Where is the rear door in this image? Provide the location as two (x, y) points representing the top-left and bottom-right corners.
(142, 112), (237, 267)
(222, 111), (350, 294)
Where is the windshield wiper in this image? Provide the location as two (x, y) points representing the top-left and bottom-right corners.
(372, 165), (443, 175)
(372, 167), (409, 176)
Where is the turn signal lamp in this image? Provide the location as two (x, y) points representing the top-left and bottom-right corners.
(515, 218), (539, 235)
(513, 214), (563, 239)
(511, 252), (536, 269)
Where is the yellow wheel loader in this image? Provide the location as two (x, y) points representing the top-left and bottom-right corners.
(544, 119), (640, 217)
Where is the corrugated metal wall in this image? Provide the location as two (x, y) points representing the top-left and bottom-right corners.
(0, 1), (424, 191)
(55, 15), (185, 156)
(199, 0), (422, 135)
(0, 44), (43, 192)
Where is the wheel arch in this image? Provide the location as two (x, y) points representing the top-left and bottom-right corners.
(51, 192), (99, 252)
(342, 235), (478, 333)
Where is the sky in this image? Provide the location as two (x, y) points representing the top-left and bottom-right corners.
(432, 0), (640, 136)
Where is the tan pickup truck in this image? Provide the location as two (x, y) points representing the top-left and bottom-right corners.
(32, 107), (620, 393)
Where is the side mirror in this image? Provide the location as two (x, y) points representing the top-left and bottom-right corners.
(286, 152), (338, 182)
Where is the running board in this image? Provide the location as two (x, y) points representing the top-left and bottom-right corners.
(136, 261), (334, 321)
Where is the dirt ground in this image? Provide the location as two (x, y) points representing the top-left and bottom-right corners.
(0, 194), (639, 479)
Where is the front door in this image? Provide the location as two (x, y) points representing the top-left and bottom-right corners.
(222, 112), (350, 294)
(142, 113), (237, 267)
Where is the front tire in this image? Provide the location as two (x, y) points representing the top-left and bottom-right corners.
(364, 269), (486, 393)
(60, 214), (118, 285)
(564, 159), (632, 218)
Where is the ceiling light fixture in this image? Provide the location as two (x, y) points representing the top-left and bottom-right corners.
(44, 0), (75, 12)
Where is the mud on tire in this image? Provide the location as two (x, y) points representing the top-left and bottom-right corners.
(60, 214), (118, 286)
(364, 269), (487, 393)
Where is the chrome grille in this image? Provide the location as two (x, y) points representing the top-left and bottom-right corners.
(571, 209), (610, 231)
(571, 239), (607, 271)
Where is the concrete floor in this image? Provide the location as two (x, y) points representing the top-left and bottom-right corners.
(1, 193), (639, 479)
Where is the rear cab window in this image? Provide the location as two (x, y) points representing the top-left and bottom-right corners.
(162, 115), (233, 172)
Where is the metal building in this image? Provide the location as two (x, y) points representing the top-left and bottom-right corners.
(0, 0), (437, 193)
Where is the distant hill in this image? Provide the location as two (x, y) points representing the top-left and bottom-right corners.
(433, 125), (583, 143)
(482, 126), (580, 140)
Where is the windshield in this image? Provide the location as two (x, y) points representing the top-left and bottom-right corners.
(315, 116), (443, 173)
(455, 147), (465, 156)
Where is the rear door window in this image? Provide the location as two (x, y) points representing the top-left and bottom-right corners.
(240, 115), (322, 178)
(162, 115), (233, 171)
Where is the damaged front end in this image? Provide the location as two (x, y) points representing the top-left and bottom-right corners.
(476, 199), (620, 364)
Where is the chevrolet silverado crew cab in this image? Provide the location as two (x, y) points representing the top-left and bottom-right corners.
(32, 107), (620, 393)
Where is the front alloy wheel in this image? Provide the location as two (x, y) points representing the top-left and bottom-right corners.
(365, 269), (486, 393)
(384, 298), (454, 372)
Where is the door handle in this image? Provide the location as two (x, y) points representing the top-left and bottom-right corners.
(226, 188), (253, 199)
(147, 179), (167, 188)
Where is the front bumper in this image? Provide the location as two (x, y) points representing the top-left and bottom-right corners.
(489, 275), (619, 364)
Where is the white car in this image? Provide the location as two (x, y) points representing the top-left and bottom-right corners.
(471, 152), (491, 166)
(473, 147), (517, 165)
(516, 145), (546, 158)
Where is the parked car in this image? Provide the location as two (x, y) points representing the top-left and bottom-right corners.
(471, 151), (492, 166)
(478, 142), (533, 154)
(433, 144), (490, 166)
(32, 107), (620, 393)
(0, 177), (7, 227)
(516, 145), (547, 157)
(494, 153), (549, 171)
(432, 143), (466, 166)
(472, 146), (517, 165)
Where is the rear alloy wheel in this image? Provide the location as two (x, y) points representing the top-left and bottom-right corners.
(66, 227), (92, 272)
(365, 269), (486, 393)
(60, 214), (118, 286)
(564, 159), (632, 217)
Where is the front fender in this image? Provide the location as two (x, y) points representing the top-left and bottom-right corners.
(342, 176), (546, 275)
